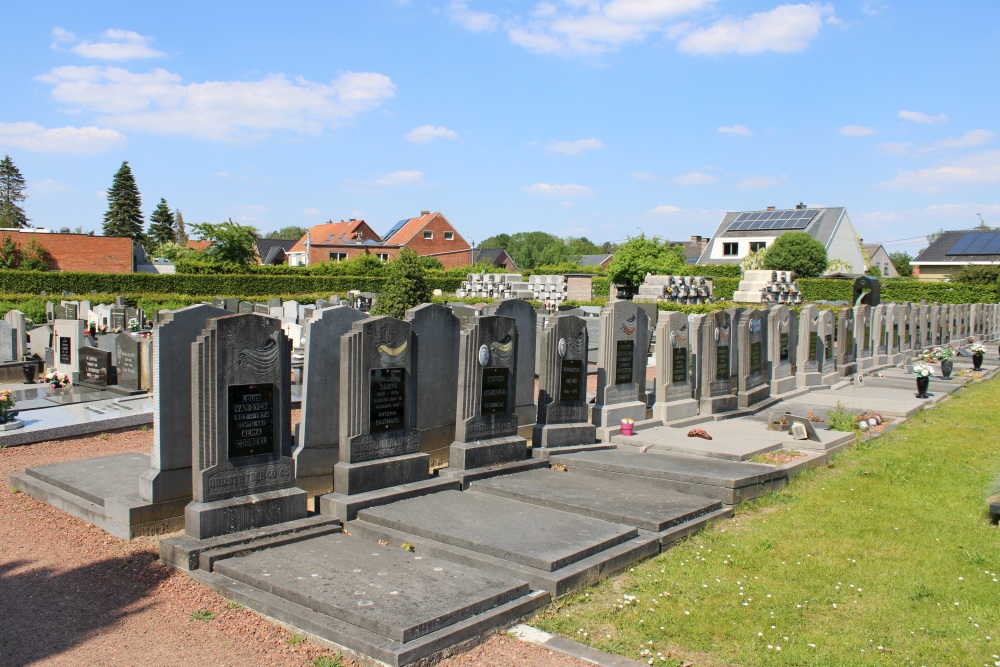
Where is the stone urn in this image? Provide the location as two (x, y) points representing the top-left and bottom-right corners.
(916, 375), (930, 399)
(973, 353), (984, 371)
(22, 363), (36, 384)
(940, 359), (953, 379)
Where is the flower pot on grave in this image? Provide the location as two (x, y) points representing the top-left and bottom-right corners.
(22, 363), (35, 384)
(620, 420), (635, 436)
(916, 375), (930, 399)
(940, 359), (953, 379)
(973, 353), (984, 371)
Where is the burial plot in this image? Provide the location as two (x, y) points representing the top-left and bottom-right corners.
(113, 333), (149, 394)
(404, 304), (460, 463)
(52, 319), (85, 379)
(652, 311), (698, 422)
(795, 305), (825, 387)
(818, 309), (838, 384)
(592, 301), (649, 440)
(768, 305), (798, 394)
(186, 312), (304, 539)
(836, 308), (857, 376)
(697, 308), (739, 414)
(447, 315), (527, 470)
(485, 299), (537, 426)
(737, 309), (770, 408)
(79, 346), (113, 387)
(293, 305), (367, 494)
(4, 310), (27, 360)
(533, 314), (596, 447)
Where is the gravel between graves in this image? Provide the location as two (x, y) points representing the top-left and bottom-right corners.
(0, 418), (592, 667)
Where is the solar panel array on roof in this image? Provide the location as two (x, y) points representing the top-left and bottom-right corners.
(946, 231), (1000, 255)
(726, 208), (819, 232)
(381, 218), (410, 242)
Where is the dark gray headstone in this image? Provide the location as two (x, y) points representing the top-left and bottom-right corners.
(405, 303), (461, 457)
(533, 314), (596, 447)
(592, 301), (649, 437)
(79, 346), (112, 386)
(238, 301), (254, 314)
(486, 299), (537, 426)
(224, 298), (240, 312)
(115, 333), (141, 390)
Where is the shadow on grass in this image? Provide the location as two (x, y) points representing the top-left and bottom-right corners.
(0, 553), (166, 666)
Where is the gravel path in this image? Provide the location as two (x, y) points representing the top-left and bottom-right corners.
(0, 424), (592, 667)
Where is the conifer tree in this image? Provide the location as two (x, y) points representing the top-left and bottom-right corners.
(175, 209), (188, 245)
(102, 161), (144, 240)
(147, 197), (177, 247)
(0, 155), (29, 229)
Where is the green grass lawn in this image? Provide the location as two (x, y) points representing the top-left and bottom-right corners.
(532, 379), (1000, 667)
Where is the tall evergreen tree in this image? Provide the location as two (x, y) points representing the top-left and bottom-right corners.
(147, 197), (177, 247)
(102, 161), (144, 239)
(175, 209), (188, 245)
(0, 155), (29, 229)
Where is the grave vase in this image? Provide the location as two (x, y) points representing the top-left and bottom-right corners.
(620, 420), (634, 436)
(915, 375), (930, 399)
(22, 363), (35, 384)
(940, 359), (953, 379)
(973, 353), (984, 371)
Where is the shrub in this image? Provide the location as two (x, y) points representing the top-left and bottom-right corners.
(763, 232), (828, 277)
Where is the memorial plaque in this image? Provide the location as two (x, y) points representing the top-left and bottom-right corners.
(227, 383), (275, 459)
(111, 311), (126, 330)
(779, 333), (789, 361)
(80, 347), (110, 385)
(238, 301), (254, 314)
(369, 368), (405, 433)
(614, 339), (634, 385)
(671, 348), (687, 383)
(59, 336), (72, 365)
(560, 359), (583, 402)
(716, 346), (729, 380)
(809, 332), (818, 361)
(65, 303), (78, 319)
(749, 341), (762, 374)
(116, 334), (141, 389)
(480, 366), (510, 415)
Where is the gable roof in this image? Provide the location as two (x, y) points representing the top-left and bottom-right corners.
(256, 238), (297, 265)
(579, 254), (613, 267)
(288, 220), (378, 253)
(382, 211), (438, 245)
(473, 248), (517, 268)
(913, 229), (1000, 264)
(697, 206), (847, 264)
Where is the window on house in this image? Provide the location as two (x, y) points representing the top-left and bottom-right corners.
(423, 230), (433, 239)
(329, 252), (347, 263)
(884, 263), (890, 275)
(377, 253), (390, 262)
(749, 241), (766, 252)
(723, 242), (739, 256)
(444, 231), (454, 240)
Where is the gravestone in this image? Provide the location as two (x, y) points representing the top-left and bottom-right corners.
(854, 304), (874, 372)
(332, 317), (427, 495)
(79, 346), (112, 387)
(53, 304), (68, 320)
(28, 324), (52, 360)
(212, 297), (224, 309)
(52, 319), (85, 379)
(139, 303), (230, 505)
(592, 300), (649, 440)
(836, 308), (856, 376)
(928, 303), (941, 347)
(62, 302), (79, 320)
(0, 321), (16, 363)
(448, 315), (526, 469)
(652, 311), (698, 422)
(768, 304), (797, 394)
(3, 310), (27, 360)
(110, 307), (126, 331)
(795, 305), (825, 387)
(898, 303), (914, 356)
(818, 309), (838, 384)
(697, 308), (739, 414)
(114, 333), (143, 391)
(533, 314), (596, 447)
(283, 300), (299, 321)
(238, 301), (254, 314)
(186, 312), (304, 540)
(45, 301), (55, 323)
(91, 303), (112, 328)
(885, 303), (902, 365)
(254, 303), (270, 315)
(485, 299), (538, 426)
(737, 309), (770, 408)
(404, 304), (460, 460)
(872, 304), (888, 366)
(293, 305), (368, 494)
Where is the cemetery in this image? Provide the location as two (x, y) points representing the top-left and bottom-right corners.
(4, 282), (1000, 666)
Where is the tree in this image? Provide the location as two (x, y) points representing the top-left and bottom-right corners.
(741, 246), (767, 271)
(0, 235), (48, 270)
(147, 198), (177, 248)
(372, 247), (431, 319)
(889, 251), (913, 277)
(190, 218), (260, 265)
(762, 232), (828, 278)
(266, 225), (309, 240)
(175, 209), (188, 245)
(606, 234), (687, 289)
(0, 155), (29, 228)
(824, 258), (853, 274)
(103, 161), (144, 240)
(865, 264), (882, 277)
(149, 240), (195, 261)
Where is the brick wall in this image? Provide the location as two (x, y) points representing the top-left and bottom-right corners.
(400, 214), (472, 268)
(0, 231), (135, 273)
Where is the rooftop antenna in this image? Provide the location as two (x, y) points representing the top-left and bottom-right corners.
(978, 213), (986, 229)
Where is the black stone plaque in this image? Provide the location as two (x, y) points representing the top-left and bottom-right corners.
(59, 336), (72, 365)
(779, 333), (789, 361)
(671, 347), (687, 383)
(892, 324), (899, 348)
(749, 341), (762, 374)
(370, 368), (405, 432)
(809, 332), (819, 361)
(111, 311), (125, 330)
(864, 324), (870, 348)
(65, 304), (78, 319)
(559, 359), (583, 402)
(238, 301), (254, 314)
(716, 346), (729, 380)
(227, 383), (275, 458)
(116, 335), (140, 389)
(80, 347), (110, 385)
(481, 366), (510, 415)
(615, 339), (634, 385)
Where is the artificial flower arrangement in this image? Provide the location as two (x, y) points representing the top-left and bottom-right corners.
(620, 417), (635, 425)
(918, 345), (955, 362)
(911, 361), (934, 378)
(127, 317), (140, 332)
(0, 389), (17, 422)
(98, 323), (108, 334)
(970, 341), (986, 355)
(45, 371), (71, 388)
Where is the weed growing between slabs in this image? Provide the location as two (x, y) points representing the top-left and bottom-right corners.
(532, 379), (1000, 667)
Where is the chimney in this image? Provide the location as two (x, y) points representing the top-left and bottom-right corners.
(796, 202), (807, 210)
(420, 210), (430, 216)
(766, 206), (775, 211)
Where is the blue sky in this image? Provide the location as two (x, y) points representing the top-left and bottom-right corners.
(1, 1), (998, 257)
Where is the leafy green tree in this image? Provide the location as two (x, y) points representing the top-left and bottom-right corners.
(147, 198), (177, 248)
(889, 251), (913, 277)
(102, 161), (144, 240)
(741, 247), (767, 271)
(606, 234), (687, 289)
(824, 258), (853, 274)
(190, 218), (260, 266)
(266, 225), (309, 240)
(372, 247), (431, 319)
(0, 155), (29, 228)
(865, 264), (882, 277)
(0, 235), (48, 270)
(175, 209), (188, 245)
(0, 236), (20, 268)
(762, 232), (828, 278)
(149, 240), (195, 261)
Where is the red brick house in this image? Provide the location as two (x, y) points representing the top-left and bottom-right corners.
(0, 229), (140, 273)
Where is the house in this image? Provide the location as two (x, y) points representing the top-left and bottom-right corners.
(378, 211), (472, 269)
(285, 219), (382, 267)
(696, 203), (867, 274)
(680, 235), (710, 264)
(255, 238), (298, 266)
(579, 254), (613, 270)
(0, 228), (141, 273)
(473, 248), (518, 270)
(861, 242), (898, 278)
(911, 229), (1000, 281)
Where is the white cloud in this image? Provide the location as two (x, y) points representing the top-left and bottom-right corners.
(875, 141), (913, 156)
(898, 109), (948, 124)
(737, 174), (787, 189)
(673, 4), (834, 55)
(604, 0), (713, 22)
(880, 150), (1000, 193)
(366, 170), (424, 187)
(36, 66), (396, 141)
(929, 129), (994, 151)
(405, 125), (458, 143)
(0, 122), (126, 153)
(672, 171), (718, 185)
(547, 138), (604, 155)
(523, 183), (592, 196)
(649, 205), (683, 214)
(29, 179), (74, 197)
(840, 125), (877, 136)
(53, 28), (165, 61)
(717, 124), (752, 136)
(448, 1), (500, 32)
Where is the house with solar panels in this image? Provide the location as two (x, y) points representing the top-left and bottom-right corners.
(696, 203), (867, 274)
(911, 229), (1000, 281)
